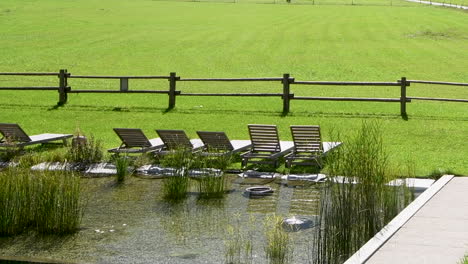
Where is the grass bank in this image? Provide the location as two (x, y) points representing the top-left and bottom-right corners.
(0, 0), (467, 175)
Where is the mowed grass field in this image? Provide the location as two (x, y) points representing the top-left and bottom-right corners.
(0, 0), (467, 176)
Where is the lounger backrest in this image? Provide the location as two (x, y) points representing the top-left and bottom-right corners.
(156, 129), (193, 150)
(113, 128), (151, 148)
(196, 131), (234, 152)
(248, 124), (280, 153)
(290, 125), (323, 153)
(0, 123), (31, 142)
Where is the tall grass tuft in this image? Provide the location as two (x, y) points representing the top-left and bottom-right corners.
(313, 121), (413, 264)
(265, 215), (293, 264)
(34, 171), (83, 234)
(0, 168), (84, 236)
(160, 148), (193, 201)
(0, 168), (32, 235)
(196, 154), (231, 199)
(115, 155), (131, 183)
(224, 215), (254, 264)
(66, 135), (103, 165)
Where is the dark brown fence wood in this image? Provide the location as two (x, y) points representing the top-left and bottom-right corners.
(179, 77), (283, 82)
(120, 78), (129, 92)
(400, 77), (408, 116)
(408, 80), (468, 87)
(0, 87), (59, 90)
(68, 90), (172, 94)
(2, 71), (466, 116)
(292, 81), (401, 86)
(68, 75), (170, 79)
(58, 69), (68, 105)
(282, 73), (291, 113)
(292, 97), (411, 102)
(408, 97), (468, 103)
(168, 72), (177, 109)
(0, 73), (58, 76)
(178, 93), (283, 97)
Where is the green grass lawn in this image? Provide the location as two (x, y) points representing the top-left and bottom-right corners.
(0, 0), (467, 176)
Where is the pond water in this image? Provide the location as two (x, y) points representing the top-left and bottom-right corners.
(0, 174), (323, 264)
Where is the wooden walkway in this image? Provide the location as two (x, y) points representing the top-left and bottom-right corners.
(366, 177), (468, 264)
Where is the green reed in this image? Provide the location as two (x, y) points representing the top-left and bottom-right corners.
(0, 168), (84, 236)
(313, 121), (413, 264)
(115, 155), (131, 183)
(66, 135), (104, 164)
(224, 215), (254, 264)
(160, 148), (194, 201)
(265, 215), (293, 264)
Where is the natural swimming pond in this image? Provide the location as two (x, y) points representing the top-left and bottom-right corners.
(0, 174), (323, 264)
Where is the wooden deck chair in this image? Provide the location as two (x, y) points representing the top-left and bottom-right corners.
(0, 123), (72, 149)
(196, 131), (251, 156)
(108, 128), (164, 154)
(241, 124), (294, 168)
(285, 125), (324, 168)
(155, 129), (204, 154)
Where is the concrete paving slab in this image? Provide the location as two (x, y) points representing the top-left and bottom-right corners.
(366, 177), (468, 264)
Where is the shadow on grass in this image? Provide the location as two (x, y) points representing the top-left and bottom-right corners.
(0, 103), (467, 122)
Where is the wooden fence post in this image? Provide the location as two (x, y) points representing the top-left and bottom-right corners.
(168, 72), (177, 109)
(282, 73), (291, 114)
(400, 77), (407, 117)
(120, 78), (129, 92)
(58, 69), (68, 105)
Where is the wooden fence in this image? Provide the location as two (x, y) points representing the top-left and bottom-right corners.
(1, 70), (467, 117)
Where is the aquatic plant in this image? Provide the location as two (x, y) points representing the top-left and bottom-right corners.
(265, 215), (293, 264)
(197, 173), (227, 199)
(66, 134), (103, 165)
(34, 170), (83, 234)
(0, 168), (84, 236)
(313, 121), (413, 264)
(160, 148), (193, 201)
(115, 155), (131, 183)
(224, 215), (254, 264)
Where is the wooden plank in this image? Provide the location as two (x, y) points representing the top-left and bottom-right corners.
(68, 75), (171, 79)
(408, 80), (468, 86)
(400, 77), (407, 116)
(293, 81), (401, 86)
(0, 73), (58, 76)
(68, 90), (171, 94)
(292, 97), (411, 102)
(283, 73), (291, 113)
(408, 97), (468, 103)
(179, 77), (286, 82)
(0, 87), (59, 90)
(168, 72), (177, 109)
(178, 93), (283, 97)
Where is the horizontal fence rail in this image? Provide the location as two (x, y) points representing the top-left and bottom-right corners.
(179, 77), (285, 82)
(68, 75), (171, 79)
(0, 72), (59, 76)
(1, 69), (466, 117)
(292, 81), (401, 86)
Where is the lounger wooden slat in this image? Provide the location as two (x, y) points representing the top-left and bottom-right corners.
(196, 131), (252, 156)
(0, 123), (72, 149)
(108, 128), (164, 154)
(285, 125), (324, 168)
(241, 124), (294, 168)
(155, 130), (204, 156)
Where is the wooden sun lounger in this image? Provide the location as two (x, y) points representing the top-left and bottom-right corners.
(155, 129), (204, 154)
(241, 124), (294, 168)
(108, 128), (164, 154)
(285, 125), (342, 168)
(196, 131), (251, 155)
(0, 123), (72, 149)
(285, 125), (323, 168)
